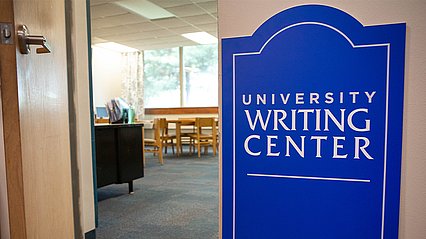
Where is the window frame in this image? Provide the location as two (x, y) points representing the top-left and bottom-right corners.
(143, 44), (218, 109)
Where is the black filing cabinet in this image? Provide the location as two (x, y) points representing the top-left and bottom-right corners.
(95, 123), (144, 194)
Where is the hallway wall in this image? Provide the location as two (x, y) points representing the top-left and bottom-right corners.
(91, 46), (123, 108)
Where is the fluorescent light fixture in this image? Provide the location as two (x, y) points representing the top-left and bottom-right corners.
(182, 32), (217, 45)
(115, 0), (175, 20)
(94, 42), (138, 52)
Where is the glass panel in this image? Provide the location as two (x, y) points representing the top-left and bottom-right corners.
(143, 48), (180, 108)
(182, 44), (218, 107)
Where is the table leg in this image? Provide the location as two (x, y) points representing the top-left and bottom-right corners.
(142, 126), (145, 165)
(128, 181), (134, 194)
(176, 122), (181, 156)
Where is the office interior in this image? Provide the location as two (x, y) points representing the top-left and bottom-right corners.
(90, 0), (219, 238)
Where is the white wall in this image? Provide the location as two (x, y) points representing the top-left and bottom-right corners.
(91, 46), (123, 108)
(218, 1), (426, 238)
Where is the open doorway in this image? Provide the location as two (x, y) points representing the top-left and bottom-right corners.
(88, 0), (219, 238)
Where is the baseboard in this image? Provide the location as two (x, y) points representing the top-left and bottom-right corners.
(85, 229), (96, 239)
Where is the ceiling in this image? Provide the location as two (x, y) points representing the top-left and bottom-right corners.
(90, 0), (218, 51)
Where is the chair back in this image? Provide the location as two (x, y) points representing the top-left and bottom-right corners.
(189, 117), (218, 157)
(144, 118), (165, 165)
(195, 117), (217, 136)
(157, 118), (170, 137)
(152, 118), (162, 144)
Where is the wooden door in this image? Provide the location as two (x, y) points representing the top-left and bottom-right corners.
(0, 0), (75, 238)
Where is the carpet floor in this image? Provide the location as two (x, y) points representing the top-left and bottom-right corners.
(96, 151), (219, 239)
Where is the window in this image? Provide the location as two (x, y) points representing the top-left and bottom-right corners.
(143, 44), (218, 108)
(183, 44), (218, 107)
(143, 48), (180, 108)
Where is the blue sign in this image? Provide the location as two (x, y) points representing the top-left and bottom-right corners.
(222, 5), (405, 239)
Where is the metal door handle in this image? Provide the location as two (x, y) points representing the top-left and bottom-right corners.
(17, 25), (51, 54)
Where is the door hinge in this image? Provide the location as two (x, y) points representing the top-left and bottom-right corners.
(0, 23), (13, 45)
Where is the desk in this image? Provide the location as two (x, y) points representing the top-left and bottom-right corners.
(95, 123), (144, 194)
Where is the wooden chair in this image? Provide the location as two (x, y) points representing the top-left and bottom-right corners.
(143, 118), (164, 165)
(159, 118), (176, 155)
(178, 118), (196, 153)
(188, 117), (217, 157)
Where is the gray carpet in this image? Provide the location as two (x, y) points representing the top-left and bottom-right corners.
(96, 151), (219, 239)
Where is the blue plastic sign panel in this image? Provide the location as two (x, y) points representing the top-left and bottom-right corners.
(221, 5), (405, 239)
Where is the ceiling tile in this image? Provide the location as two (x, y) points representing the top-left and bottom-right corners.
(129, 34), (190, 44)
(105, 29), (174, 43)
(166, 4), (206, 18)
(92, 13), (149, 29)
(167, 25), (200, 35)
(92, 25), (140, 38)
(207, 30), (217, 37)
(102, 32), (153, 42)
(149, 0), (192, 8)
(91, 3), (128, 19)
(103, 34), (150, 45)
(146, 29), (176, 38)
(90, 0), (218, 50)
(127, 22), (163, 32)
(91, 19), (109, 29)
(181, 14), (216, 25)
(191, 0), (214, 3)
(90, 0), (117, 6)
(108, 13), (150, 25)
(194, 23), (216, 32)
(195, 1), (217, 14)
(92, 37), (108, 44)
(150, 17), (189, 28)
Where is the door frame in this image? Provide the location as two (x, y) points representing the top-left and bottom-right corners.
(0, 0), (27, 238)
(85, 0), (99, 227)
(63, 0), (97, 236)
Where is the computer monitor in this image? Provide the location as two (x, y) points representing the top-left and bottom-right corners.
(96, 106), (109, 118)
